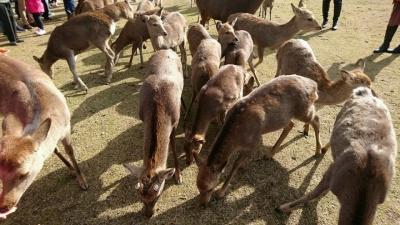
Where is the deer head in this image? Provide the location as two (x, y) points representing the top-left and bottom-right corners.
(340, 59), (372, 88)
(183, 132), (206, 165)
(243, 73), (256, 96)
(291, 3), (322, 31)
(216, 19), (239, 53)
(0, 116), (51, 219)
(142, 8), (168, 37)
(33, 55), (53, 79)
(123, 163), (175, 217)
(121, 0), (134, 20)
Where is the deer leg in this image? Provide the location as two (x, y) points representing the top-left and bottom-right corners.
(183, 93), (195, 129)
(266, 121), (295, 159)
(278, 165), (332, 213)
(254, 46), (264, 67)
(179, 42), (188, 78)
(170, 127), (182, 184)
(61, 135), (88, 190)
(309, 115), (322, 155)
(270, 7), (272, 20)
(92, 38), (115, 83)
(215, 153), (248, 199)
(139, 42), (144, 68)
(321, 141), (331, 154)
(54, 147), (74, 171)
(127, 44), (135, 68)
(248, 58), (261, 86)
(66, 53), (88, 93)
(303, 123), (310, 137)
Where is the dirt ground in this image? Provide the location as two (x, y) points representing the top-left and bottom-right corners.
(1, 0), (399, 224)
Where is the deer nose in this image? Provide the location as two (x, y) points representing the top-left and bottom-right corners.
(163, 31), (168, 36)
(234, 37), (239, 42)
(0, 206), (10, 214)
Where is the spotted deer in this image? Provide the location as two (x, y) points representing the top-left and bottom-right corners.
(195, 75), (321, 205)
(276, 39), (372, 139)
(0, 56), (88, 219)
(123, 49), (183, 218)
(34, 1), (134, 92)
(228, 0), (321, 68)
(278, 87), (397, 225)
(184, 65), (255, 165)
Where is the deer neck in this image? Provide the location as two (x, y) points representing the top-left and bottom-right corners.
(274, 16), (299, 48)
(150, 35), (166, 50)
(191, 109), (212, 142)
(317, 79), (353, 105)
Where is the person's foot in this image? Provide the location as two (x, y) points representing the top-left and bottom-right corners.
(16, 39), (24, 43)
(321, 19), (328, 28)
(373, 43), (390, 53)
(16, 25), (25, 32)
(332, 21), (339, 31)
(35, 29), (46, 36)
(23, 24), (33, 29)
(388, 45), (400, 54)
(9, 42), (17, 46)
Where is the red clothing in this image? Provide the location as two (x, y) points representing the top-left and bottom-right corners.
(25, 0), (44, 13)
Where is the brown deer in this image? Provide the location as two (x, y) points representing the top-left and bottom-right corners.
(187, 23), (212, 56)
(75, 0), (116, 15)
(216, 19), (260, 86)
(258, 0), (274, 20)
(195, 0), (264, 26)
(142, 9), (188, 77)
(195, 75), (321, 205)
(123, 49), (183, 218)
(276, 39), (372, 137)
(0, 56), (88, 219)
(228, 0), (321, 67)
(184, 65), (255, 165)
(278, 87), (397, 225)
(33, 1), (134, 92)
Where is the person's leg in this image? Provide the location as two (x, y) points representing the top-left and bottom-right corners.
(17, 0), (32, 29)
(374, 3), (400, 53)
(332, 0), (342, 30)
(5, 3), (22, 43)
(63, 0), (75, 19)
(322, 0), (331, 27)
(32, 13), (44, 30)
(0, 3), (16, 44)
(41, 0), (50, 19)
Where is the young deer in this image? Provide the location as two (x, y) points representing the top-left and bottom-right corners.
(0, 56), (88, 219)
(142, 9), (188, 77)
(278, 87), (397, 225)
(258, 0), (274, 20)
(228, 0), (321, 67)
(123, 49), (183, 218)
(195, 75), (321, 205)
(184, 65), (255, 165)
(276, 39), (372, 137)
(216, 19), (260, 86)
(75, 0), (116, 15)
(187, 23), (212, 56)
(195, 0), (264, 26)
(34, 1), (134, 92)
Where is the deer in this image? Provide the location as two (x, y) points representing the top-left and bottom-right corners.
(184, 65), (255, 165)
(142, 8), (188, 77)
(0, 56), (88, 219)
(216, 19), (260, 86)
(275, 39), (372, 139)
(278, 87), (397, 225)
(195, 75), (321, 205)
(195, 0), (264, 26)
(258, 0), (274, 20)
(187, 23), (212, 56)
(75, 0), (116, 15)
(123, 49), (183, 218)
(33, 1), (134, 93)
(227, 0), (321, 68)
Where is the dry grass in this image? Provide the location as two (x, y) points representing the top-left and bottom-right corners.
(1, 0), (400, 224)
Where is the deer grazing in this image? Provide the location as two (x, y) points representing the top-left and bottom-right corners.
(195, 0), (264, 26)
(0, 56), (88, 219)
(142, 8), (188, 77)
(216, 19), (260, 86)
(278, 87), (397, 225)
(123, 49), (183, 218)
(184, 65), (255, 165)
(195, 75), (321, 205)
(34, 1), (134, 92)
(228, 0), (321, 67)
(187, 23), (212, 56)
(276, 39), (372, 138)
(75, 0), (116, 15)
(259, 0), (274, 20)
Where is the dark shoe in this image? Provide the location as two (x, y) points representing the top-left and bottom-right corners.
(16, 39), (24, 43)
(23, 24), (33, 29)
(16, 25), (25, 32)
(9, 42), (17, 46)
(373, 25), (398, 53)
(388, 45), (400, 54)
(321, 19), (328, 28)
(374, 43), (390, 53)
(332, 21), (338, 31)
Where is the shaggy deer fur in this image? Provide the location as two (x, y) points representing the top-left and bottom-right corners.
(0, 56), (88, 219)
(195, 75), (321, 205)
(34, 1), (134, 92)
(195, 0), (264, 26)
(259, 0), (274, 20)
(184, 65), (255, 165)
(187, 23), (212, 56)
(123, 49), (183, 218)
(276, 39), (372, 137)
(228, 0), (321, 67)
(278, 87), (397, 225)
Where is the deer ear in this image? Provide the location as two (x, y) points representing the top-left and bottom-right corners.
(142, 15), (150, 22)
(33, 56), (41, 63)
(340, 70), (354, 81)
(123, 163), (144, 177)
(216, 21), (222, 31)
(298, 0), (305, 8)
(157, 168), (175, 180)
(2, 114), (24, 136)
(291, 3), (300, 14)
(246, 76), (255, 89)
(31, 118), (51, 144)
(354, 58), (366, 72)
(156, 7), (163, 16)
(230, 17), (238, 27)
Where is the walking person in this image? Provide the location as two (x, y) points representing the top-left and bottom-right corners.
(374, 0), (400, 53)
(16, 0), (33, 29)
(63, 0), (75, 19)
(321, 0), (342, 30)
(0, 0), (24, 45)
(26, 0), (46, 35)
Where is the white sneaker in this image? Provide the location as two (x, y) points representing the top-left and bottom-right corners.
(35, 29), (46, 36)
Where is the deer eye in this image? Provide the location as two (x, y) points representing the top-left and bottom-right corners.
(153, 24), (157, 27)
(18, 172), (29, 180)
(225, 32), (230, 35)
(307, 18), (313, 21)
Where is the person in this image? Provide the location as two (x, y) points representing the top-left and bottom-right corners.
(15, 0), (33, 29)
(374, 0), (400, 53)
(26, 0), (46, 35)
(63, 0), (75, 19)
(0, 0), (24, 45)
(321, 0), (342, 30)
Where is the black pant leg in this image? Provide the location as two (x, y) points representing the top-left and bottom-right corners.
(322, 0), (331, 21)
(333, 0), (342, 22)
(32, 13), (43, 29)
(0, 3), (17, 42)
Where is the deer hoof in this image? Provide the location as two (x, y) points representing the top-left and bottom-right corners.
(321, 147), (329, 154)
(175, 174), (183, 185)
(77, 175), (89, 190)
(276, 204), (291, 213)
(214, 188), (226, 199)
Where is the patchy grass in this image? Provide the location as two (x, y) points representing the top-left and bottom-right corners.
(1, 0), (399, 224)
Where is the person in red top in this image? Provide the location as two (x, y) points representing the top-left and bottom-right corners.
(26, 0), (46, 35)
(374, 0), (400, 53)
